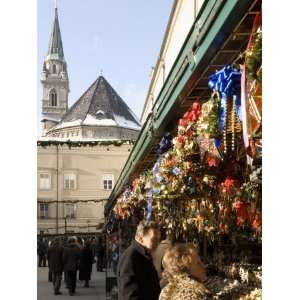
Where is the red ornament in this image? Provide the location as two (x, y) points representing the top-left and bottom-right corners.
(183, 112), (190, 119)
(179, 118), (188, 128)
(233, 200), (250, 226)
(176, 135), (186, 144)
(187, 129), (193, 137)
(192, 102), (201, 112)
(252, 213), (262, 233)
(207, 156), (218, 167)
(223, 178), (236, 193)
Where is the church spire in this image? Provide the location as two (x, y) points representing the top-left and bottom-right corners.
(41, 2), (69, 133)
(47, 5), (64, 61)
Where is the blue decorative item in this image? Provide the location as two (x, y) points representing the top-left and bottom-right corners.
(146, 198), (153, 221)
(157, 132), (173, 155)
(187, 176), (196, 194)
(208, 66), (242, 133)
(152, 157), (162, 176)
(152, 187), (161, 195)
(172, 167), (181, 176)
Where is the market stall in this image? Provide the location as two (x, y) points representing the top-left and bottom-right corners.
(105, 1), (262, 299)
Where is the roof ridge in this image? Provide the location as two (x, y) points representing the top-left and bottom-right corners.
(100, 76), (140, 125)
(85, 76), (103, 121)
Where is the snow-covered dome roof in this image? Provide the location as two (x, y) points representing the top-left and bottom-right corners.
(46, 75), (141, 138)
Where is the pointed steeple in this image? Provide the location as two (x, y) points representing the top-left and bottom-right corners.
(47, 7), (64, 61)
(41, 3), (69, 132)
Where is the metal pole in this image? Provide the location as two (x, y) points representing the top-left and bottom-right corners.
(65, 217), (67, 234)
(56, 144), (59, 234)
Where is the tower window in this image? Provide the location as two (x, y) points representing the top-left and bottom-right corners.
(50, 89), (57, 106)
(52, 64), (56, 73)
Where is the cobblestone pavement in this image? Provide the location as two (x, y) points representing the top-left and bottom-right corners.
(37, 264), (106, 299)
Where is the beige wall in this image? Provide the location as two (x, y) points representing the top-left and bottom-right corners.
(37, 143), (132, 234)
(141, 0), (205, 123)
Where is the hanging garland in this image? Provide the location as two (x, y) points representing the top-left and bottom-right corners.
(38, 198), (107, 204)
(37, 139), (135, 148)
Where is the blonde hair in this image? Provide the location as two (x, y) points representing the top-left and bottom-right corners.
(135, 220), (159, 239)
(162, 243), (198, 278)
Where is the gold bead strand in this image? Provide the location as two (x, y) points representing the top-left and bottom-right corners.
(223, 99), (227, 154)
(232, 96), (236, 151)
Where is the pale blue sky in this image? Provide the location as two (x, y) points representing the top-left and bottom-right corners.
(37, 0), (174, 132)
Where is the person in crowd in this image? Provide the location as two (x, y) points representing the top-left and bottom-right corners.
(47, 239), (52, 283)
(76, 237), (83, 249)
(47, 238), (64, 295)
(107, 240), (112, 270)
(96, 237), (105, 272)
(159, 243), (210, 300)
(63, 237), (81, 296)
(118, 220), (161, 300)
(111, 240), (119, 275)
(79, 239), (94, 288)
(38, 238), (48, 267)
(91, 237), (97, 257)
(152, 231), (173, 287)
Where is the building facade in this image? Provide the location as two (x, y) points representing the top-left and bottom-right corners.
(38, 6), (140, 235)
(38, 142), (133, 234)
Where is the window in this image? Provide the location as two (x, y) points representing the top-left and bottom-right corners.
(39, 203), (49, 219)
(103, 174), (114, 190)
(52, 64), (56, 73)
(50, 89), (57, 107)
(65, 204), (76, 219)
(64, 173), (76, 190)
(39, 173), (51, 190)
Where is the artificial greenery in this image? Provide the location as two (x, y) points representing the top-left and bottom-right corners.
(246, 31), (262, 83)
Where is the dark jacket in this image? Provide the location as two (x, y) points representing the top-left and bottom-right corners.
(63, 242), (81, 271)
(117, 240), (160, 300)
(79, 246), (94, 280)
(47, 244), (64, 273)
(38, 240), (47, 255)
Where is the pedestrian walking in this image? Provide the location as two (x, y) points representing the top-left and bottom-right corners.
(79, 240), (94, 287)
(96, 238), (105, 272)
(38, 238), (47, 267)
(63, 237), (81, 296)
(117, 220), (161, 300)
(111, 240), (119, 275)
(47, 238), (64, 295)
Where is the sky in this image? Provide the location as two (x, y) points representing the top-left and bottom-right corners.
(37, 0), (174, 134)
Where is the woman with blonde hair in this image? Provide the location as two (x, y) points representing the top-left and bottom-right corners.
(159, 243), (210, 300)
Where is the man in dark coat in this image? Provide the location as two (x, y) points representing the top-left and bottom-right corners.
(38, 238), (47, 267)
(63, 237), (81, 296)
(96, 238), (105, 272)
(117, 220), (161, 300)
(47, 238), (64, 295)
(79, 240), (94, 287)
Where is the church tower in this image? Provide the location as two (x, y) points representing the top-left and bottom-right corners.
(41, 5), (69, 132)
